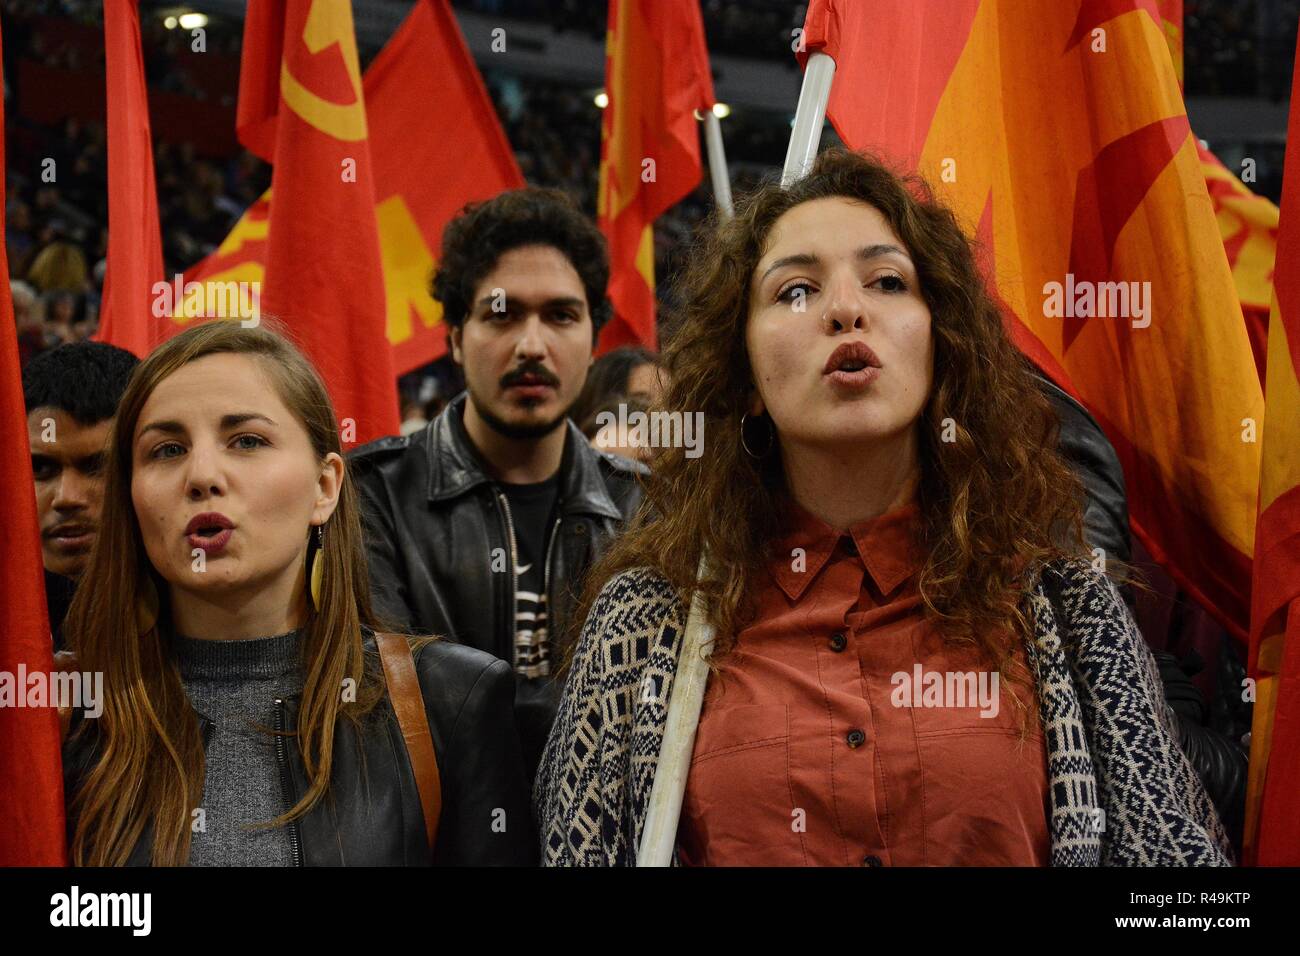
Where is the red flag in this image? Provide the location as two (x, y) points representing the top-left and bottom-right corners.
(362, 0), (524, 373)
(799, 0), (1262, 640)
(96, 0), (166, 358)
(597, 0), (714, 352)
(1244, 32), (1300, 866)
(237, 0), (398, 445)
(0, 14), (67, 866)
(183, 0), (522, 375)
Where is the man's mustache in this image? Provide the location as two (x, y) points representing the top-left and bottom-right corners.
(500, 362), (560, 389)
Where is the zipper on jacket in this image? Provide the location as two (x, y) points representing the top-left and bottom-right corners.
(273, 698), (304, 867)
(541, 513), (562, 671)
(494, 491), (520, 668)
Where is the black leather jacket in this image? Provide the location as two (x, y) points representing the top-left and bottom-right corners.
(349, 393), (646, 774)
(1034, 372), (1131, 564)
(1035, 372), (1248, 829)
(62, 634), (537, 866)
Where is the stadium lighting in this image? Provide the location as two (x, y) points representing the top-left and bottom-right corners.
(711, 102), (731, 119)
(163, 16), (178, 29)
(594, 91), (609, 109)
(178, 13), (208, 29)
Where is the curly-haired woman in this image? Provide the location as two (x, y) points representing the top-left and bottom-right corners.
(535, 149), (1231, 867)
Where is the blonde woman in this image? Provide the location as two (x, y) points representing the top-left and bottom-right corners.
(63, 321), (534, 866)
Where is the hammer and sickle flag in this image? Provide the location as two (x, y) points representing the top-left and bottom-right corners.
(228, 0), (398, 445)
(184, 0), (523, 378)
(799, 0), (1264, 641)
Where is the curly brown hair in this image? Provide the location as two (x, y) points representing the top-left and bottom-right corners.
(579, 148), (1088, 685)
(431, 187), (612, 338)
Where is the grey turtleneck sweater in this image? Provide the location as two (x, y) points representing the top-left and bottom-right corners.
(174, 629), (305, 867)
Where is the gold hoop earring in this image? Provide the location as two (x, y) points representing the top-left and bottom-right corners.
(309, 525), (325, 611)
(740, 412), (775, 459)
(136, 574), (159, 634)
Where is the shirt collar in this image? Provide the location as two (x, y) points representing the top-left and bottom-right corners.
(769, 496), (922, 602)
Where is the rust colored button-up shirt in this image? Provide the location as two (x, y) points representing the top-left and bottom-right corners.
(677, 500), (1050, 866)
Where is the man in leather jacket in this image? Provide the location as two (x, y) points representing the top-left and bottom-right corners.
(351, 189), (645, 783)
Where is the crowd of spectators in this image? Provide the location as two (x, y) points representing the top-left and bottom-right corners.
(1185, 0), (1299, 98)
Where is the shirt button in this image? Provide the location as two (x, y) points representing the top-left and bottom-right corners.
(847, 729), (866, 748)
(862, 855), (883, 867)
(829, 632), (847, 652)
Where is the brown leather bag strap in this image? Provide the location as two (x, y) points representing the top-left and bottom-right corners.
(375, 631), (441, 854)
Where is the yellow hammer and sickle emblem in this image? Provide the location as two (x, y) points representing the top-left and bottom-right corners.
(280, 0), (367, 141)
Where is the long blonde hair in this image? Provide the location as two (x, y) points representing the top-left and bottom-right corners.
(64, 320), (385, 866)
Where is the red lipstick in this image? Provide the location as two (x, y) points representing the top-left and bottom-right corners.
(185, 512), (235, 555)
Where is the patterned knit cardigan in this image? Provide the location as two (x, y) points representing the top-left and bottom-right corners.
(534, 560), (1234, 866)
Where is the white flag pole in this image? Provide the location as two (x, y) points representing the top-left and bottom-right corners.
(782, 51), (836, 187)
(636, 554), (715, 866)
(635, 48), (839, 869)
(702, 110), (733, 219)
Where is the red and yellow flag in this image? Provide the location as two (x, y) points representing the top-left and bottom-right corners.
(1201, 144), (1280, 383)
(185, 0), (522, 376)
(1243, 33), (1300, 867)
(597, 0), (714, 352)
(799, 0), (1264, 639)
(96, 0), (166, 358)
(230, 0), (398, 445)
(0, 13), (66, 866)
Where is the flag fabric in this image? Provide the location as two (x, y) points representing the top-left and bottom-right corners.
(1243, 32), (1300, 867)
(233, 0), (398, 445)
(0, 14), (67, 866)
(798, 0), (1264, 640)
(185, 0), (523, 375)
(96, 0), (166, 358)
(1156, 0), (1183, 87)
(1200, 144), (1280, 383)
(597, 0), (714, 352)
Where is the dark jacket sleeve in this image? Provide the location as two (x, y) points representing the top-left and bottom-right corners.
(1152, 649), (1249, 845)
(432, 657), (538, 866)
(351, 457), (415, 632)
(1034, 372), (1130, 565)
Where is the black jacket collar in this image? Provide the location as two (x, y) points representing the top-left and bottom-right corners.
(423, 393), (623, 521)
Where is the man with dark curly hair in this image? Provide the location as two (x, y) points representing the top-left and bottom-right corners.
(351, 188), (646, 782)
